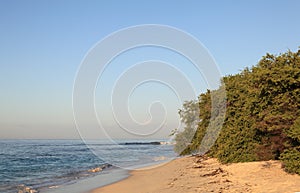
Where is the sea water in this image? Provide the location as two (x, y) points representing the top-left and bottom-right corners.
(0, 139), (176, 193)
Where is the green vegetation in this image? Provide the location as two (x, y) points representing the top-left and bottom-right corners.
(172, 100), (199, 155)
(174, 49), (300, 174)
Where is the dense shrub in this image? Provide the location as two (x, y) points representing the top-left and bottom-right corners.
(175, 49), (300, 174)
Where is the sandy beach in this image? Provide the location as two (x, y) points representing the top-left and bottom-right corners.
(92, 156), (300, 193)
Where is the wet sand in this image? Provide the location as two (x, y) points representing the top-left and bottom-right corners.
(92, 156), (300, 193)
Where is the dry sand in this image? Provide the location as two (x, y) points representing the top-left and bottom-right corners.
(92, 156), (300, 193)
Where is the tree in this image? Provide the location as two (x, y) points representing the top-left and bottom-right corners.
(173, 100), (199, 154)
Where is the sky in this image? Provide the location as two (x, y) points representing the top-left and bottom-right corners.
(0, 0), (299, 139)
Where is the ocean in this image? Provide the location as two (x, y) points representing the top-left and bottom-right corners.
(0, 139), (176, 193)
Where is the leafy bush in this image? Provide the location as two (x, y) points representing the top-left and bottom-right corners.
(175, 49), (300, 173)
(280, 149), (300, 174)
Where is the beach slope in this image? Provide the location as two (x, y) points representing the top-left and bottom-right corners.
(92, 156), (300, 193)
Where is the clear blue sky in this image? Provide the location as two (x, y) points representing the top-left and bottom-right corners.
(0, 0), (299, 139)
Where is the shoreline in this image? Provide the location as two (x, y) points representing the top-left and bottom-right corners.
(42, 168), (129, 193)
(91, 156), (300, 193)
(42, 159), (175, 193)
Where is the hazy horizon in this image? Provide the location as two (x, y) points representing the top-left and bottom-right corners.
(1, 0), (300, 139)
